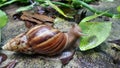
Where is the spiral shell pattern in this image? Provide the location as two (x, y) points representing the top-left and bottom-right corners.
(2, 25), (68, 56)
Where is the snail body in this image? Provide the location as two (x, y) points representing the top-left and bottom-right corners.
(2, 24), (82, 56)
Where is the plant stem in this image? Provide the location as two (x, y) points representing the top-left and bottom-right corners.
(0, 0), (18, 7)
(73, 0), (114, 18)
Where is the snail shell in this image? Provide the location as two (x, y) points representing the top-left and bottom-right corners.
(2, 24), (82, 56)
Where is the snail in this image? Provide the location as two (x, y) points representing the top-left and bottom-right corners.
(2, 24), (82, 56)
(3, 11), (82, 64)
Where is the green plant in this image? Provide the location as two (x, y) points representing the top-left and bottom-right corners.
(79, 13), (111, 50)
(0, 10), (8, 43)
(0, 0), (120, 18)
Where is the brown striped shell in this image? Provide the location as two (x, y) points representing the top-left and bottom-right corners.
(2, 24), (82, 56)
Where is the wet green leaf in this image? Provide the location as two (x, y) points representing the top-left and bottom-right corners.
(79, 22), (112, 51)
(0, 10), (8, 28)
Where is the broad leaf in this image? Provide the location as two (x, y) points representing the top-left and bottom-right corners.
(0, 10), (8, 28)
(79, 22), (112, 51)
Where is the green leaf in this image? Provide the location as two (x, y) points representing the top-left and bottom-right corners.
(45, 0), (72, 18)
(112, 14), (120, 18)
(16, 2), (35, 12)
(101, 0), (114, 2)
(0, 0), (6, 3)
(79, 22), (112, 51)
(0, 10), (8, 28)
(81, 11), (107, 23)
(0, 0), (17, 7)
